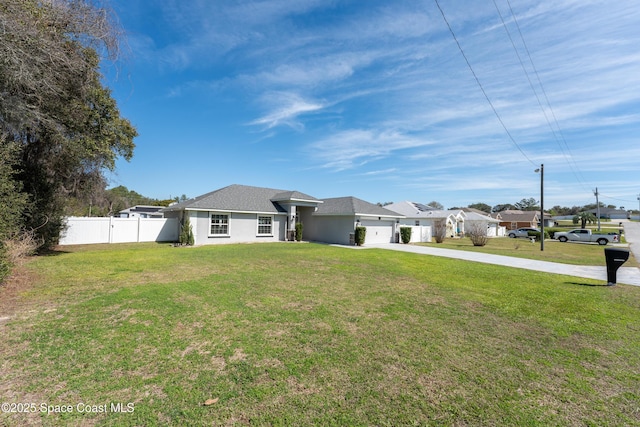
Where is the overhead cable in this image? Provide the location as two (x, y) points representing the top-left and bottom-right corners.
(433, 0), (536, 167)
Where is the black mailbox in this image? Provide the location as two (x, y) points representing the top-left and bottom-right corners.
(604, 247), (629, 285)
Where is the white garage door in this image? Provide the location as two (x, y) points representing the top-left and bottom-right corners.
(360, 220), (394, 244)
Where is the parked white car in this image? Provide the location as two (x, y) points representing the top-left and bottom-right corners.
(506, 228), (540, 238)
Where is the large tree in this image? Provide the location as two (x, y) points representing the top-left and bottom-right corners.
(492, 204), (515, 213)
(513, 198), (539, 211)
(468, 203), (492, 214)
(0, 0), (136, 249)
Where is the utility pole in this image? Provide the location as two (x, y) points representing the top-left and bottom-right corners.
(594, 188), (601, 231)
(540, 164), (544, 251)
(535, 164), (544, 251)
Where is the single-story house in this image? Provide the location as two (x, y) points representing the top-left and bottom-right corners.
(300, 196), (403, 245)
(385, 201), (465, 240)
(586, 208), (629, 220)
(490, 210), (553, 230)
(119, 205), (165, 218)
(161, 184), (322, 245)
(160, 184), (404, 246)
(463, 211), (504, 237)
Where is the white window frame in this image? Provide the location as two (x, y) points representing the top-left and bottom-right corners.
(209, 213), (230, 236)
(257, 215), (273, 236)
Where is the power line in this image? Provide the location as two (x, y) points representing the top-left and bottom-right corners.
(433, 0), (536, 167)
(504, 0), (590, 190)
(493, 0), (590, 191)
(599, 193), (638, 204)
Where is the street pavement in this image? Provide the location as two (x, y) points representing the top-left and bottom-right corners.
(620, 219), (640, 262)
(340, 223), (640, 287)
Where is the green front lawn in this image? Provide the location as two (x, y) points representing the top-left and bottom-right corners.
(1, 243), (639, 426)
(418, 237), (638, 267)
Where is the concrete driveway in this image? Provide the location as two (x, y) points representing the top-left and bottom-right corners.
(361, 243), (640, 287)
(338, 220), (640, 286)
(621, 219), (640, 261)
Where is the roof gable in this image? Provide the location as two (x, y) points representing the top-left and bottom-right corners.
(270, 190), (321, 204)
(496, 211), (539, 222)
(464, 211), (501, 223)
(386, 202), (465, 220)
(316, 196), (402, 218)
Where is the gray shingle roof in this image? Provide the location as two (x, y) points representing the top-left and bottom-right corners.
(161, 184), (319, 214)
(385, 202), (463, 220)
(271, 190), (320, 202)
(463, 211), (500, 223)
(315, 196), (403, 217)
(492, 211), (538, 222)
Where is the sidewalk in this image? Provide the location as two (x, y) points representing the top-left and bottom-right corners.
(345, 243), (640, 287)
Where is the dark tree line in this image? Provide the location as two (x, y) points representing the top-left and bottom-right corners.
(65, 185), (188, 217)
(1, 0), (136, 281)
(451, 199), (623, 215)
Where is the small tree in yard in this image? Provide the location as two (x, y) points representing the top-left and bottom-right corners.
(295, 222), (303, 242)
(354, 226), (366, 246)
(467, 222), (489, 247)
(433, 220), (447, 243)
(179, 216), (194, 246)
(573, 212), (597, 228)
(400, 227), (412, 244)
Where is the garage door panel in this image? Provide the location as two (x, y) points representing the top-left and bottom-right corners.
(361, 220), (394, 244)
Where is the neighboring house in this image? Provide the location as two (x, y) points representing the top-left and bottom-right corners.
(541, 214), (554, 228)
(161, 184), (322, 245)
(118, 205), (165, 218)
(586, 208), (629, 220)
(385, 201), (465, 240)
(463, 211), (504, 237)
(491, 210), (552, 230)
(461, 207), (492, 216)
(301, 196), (404, 245)
(491, 210), (536, 230)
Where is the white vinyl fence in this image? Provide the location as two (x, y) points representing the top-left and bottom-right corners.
(59, 217), (179, 245)
(407, 225), (432, 243)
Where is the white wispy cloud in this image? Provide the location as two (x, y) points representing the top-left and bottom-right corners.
(249, 92), (325, 130)
(308, 129), (434, 170)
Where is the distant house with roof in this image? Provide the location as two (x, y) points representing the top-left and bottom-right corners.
(463, 211), (504, 237)
(586, 207), (629, 220)
(161, 184), (404, 246)
(385, 201), (466, 241)
(118, 205), (165, 218)
(490, 210), (553, 230)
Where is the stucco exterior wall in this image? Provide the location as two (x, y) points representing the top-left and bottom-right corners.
(187, 210), (286, 245)
(301, 212), (356, 245)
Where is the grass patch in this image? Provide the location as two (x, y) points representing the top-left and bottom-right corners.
(418, 237), (638, 267)
(1, 242), (639, 426)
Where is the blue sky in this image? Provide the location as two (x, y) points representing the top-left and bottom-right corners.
(104, 0), (640, 210)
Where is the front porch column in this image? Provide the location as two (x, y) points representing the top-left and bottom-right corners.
(287, 205), (297, 241)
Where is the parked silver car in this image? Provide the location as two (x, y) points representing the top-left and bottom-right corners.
(507, 228), (540, 238)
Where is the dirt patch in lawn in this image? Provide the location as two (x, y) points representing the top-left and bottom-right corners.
(0, 263), (44, 318)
